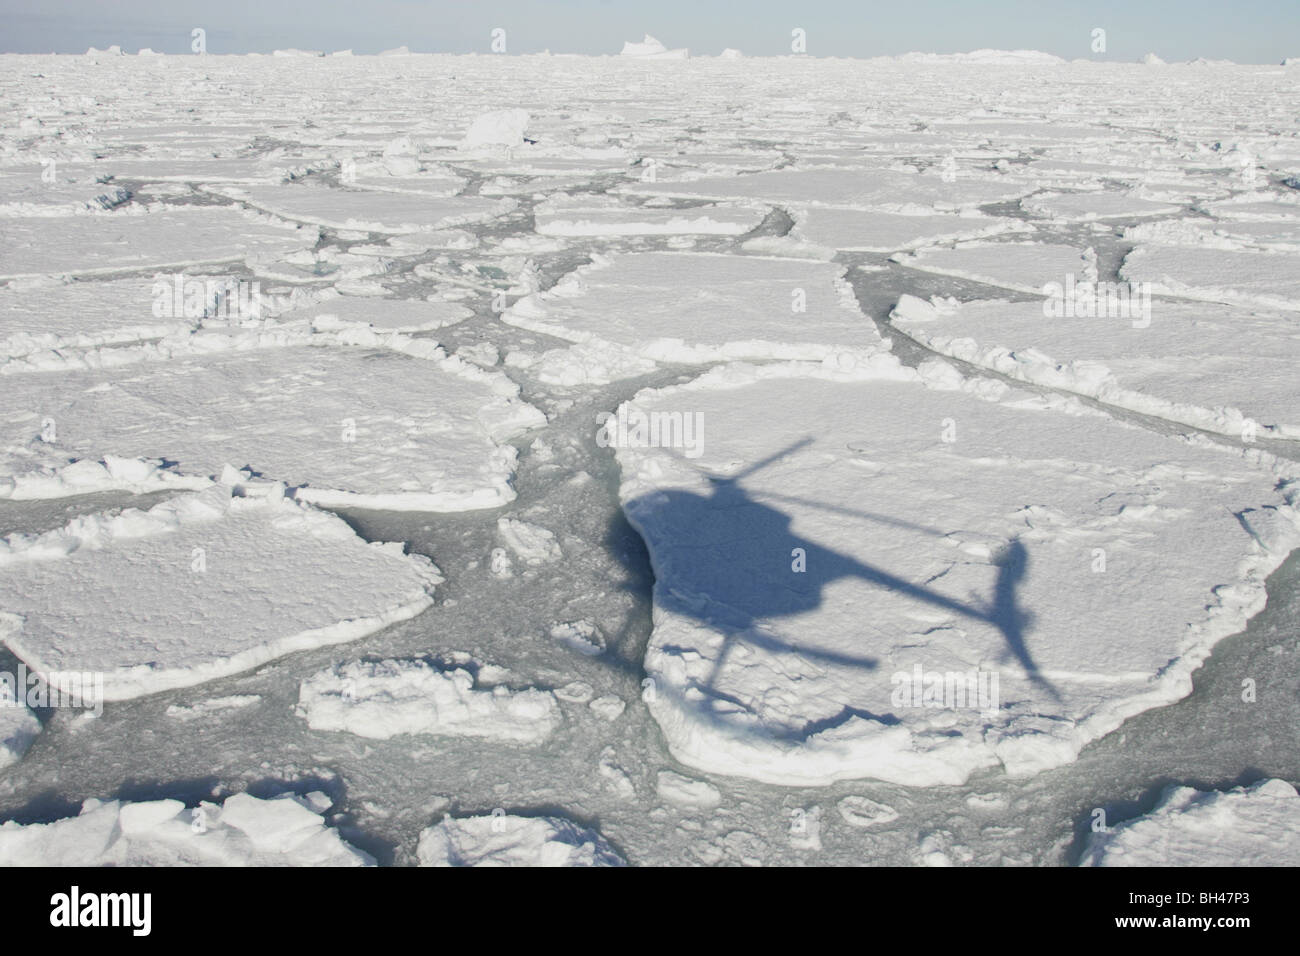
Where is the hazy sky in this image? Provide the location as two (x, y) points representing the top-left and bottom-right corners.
(1, 0), (1296, 63)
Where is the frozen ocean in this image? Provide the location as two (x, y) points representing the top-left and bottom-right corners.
(0, 42), (1298, 867)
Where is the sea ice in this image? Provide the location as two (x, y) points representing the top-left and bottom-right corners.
(417, 814), (625, 866)
(0, 792), (373, 866)
(1080, 779), (1300, 866)
(892, 241), (1097, 295)
(613, 359), (1300, 786)
(0, 486), (441, 701)
(502, 252), (885, 380)
(216, 183), (515, 234)
(0, 206), (318, 280)
(0, 328), (544, 510)
(891, 293), (1300, 439)
(296, 659), (560, 744)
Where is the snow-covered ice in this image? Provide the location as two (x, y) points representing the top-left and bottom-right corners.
(893, 241), (1097, 295)
(891, 293), (1300, 439)
(0, 792), (373, 866)
(2, 45), (1299, 869)
(215, 183), (515, 234)
(0, 206), (318, 279)
(417, 814), (625, 866)
(0, 329), (543, 509)
(1080, 779), (1300, 866)
(502, 252), (884, 381)
(0, 486), (441, 700)
(296, 658), (560, 744)
(614, 359), (1300, 786)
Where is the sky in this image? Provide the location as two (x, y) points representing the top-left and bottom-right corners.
(0, 0), (1296, 63)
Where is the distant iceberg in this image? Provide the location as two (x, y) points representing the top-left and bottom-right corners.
(894, 49), (1065, 65)
(620, 35), (689, 59)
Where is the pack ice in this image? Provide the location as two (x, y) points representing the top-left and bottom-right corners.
(0, 487), (441, 701)
(0, 792), (373, 866)
(613, 359), (1300, 786)
(1080, 779), (1300, 866)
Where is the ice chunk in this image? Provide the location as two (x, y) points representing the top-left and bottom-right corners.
(623, 167), (1034, 211)
(0, 164), (132, 216)
(296, 659), (560, 744)
(300, 294), (473, 333)
(0, 487), (441, 701)
(620, 36), (688, 59)
(417, 814), (625, 866)
(497, 518), (563, 565)
(791, 207), (1024, 252)
(0, 276), (197, 361)
(534, 195), (763, 237)
(0, 680), (40, 769)
(0, 792), (372, 865)
(656, 770), (722, 810)
(1020, 191), (1179, 221)
(165, 695), (261, 723)
(461, 109), (531, 150)
(548, 620), (605, 656)
(1080, 779), (1300, 866)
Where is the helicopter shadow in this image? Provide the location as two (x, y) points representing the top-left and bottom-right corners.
(607, 439), (1059, 732)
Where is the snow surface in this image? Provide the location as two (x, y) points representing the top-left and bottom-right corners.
(1080, 779), (1300, 866)
(0, 328), (544, 509)
(215, 183), (515, 234)
(297, 658), (560, 743)
(891, 294), (1300, 440)
(0, 486), (441, 700)
(502, 252), (884, 382)
(0, 206), (318, 280)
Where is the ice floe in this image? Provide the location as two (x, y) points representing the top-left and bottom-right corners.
(613, 359), (1300, 786)
(1080, 779), (1300, 866)
(417, 814), (625, 866)
(0, 328), (543, 510)
(216, 183), (515, 234)
(0, 206), (318, 280)
(891, 293), (1300, 439)
(296, 658), (560, 744)
(0, 792), (373, 865)
(502, 252), (884, 382)
(0, 486), (440, 701)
